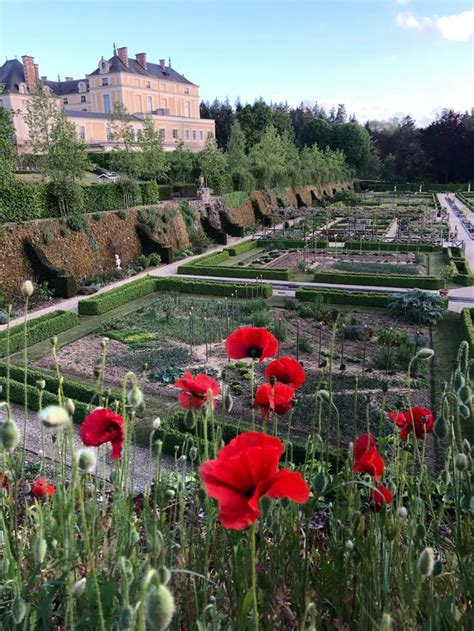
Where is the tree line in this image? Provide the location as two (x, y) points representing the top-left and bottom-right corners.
(200, 98), (474, 183)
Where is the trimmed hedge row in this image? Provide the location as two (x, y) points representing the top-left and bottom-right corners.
(0, 310), (79, 357)
(177, 264), (292, 281)
(460, 308), (474, 355)
(344, 240), (442, 253)
(296, 287), (392, 308)
(446, 247), (474, 287)
(154, 277), (272, 298)
(457, 192), (474, 212)
(225, 240), (258, 256)
(186, 250), (231, 266)
(261, 239), (328, 249)
(78, 277), (157, 316)
(312, 270), (443, 289)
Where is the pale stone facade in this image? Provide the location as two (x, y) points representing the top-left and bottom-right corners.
(0, 47), (215, 153)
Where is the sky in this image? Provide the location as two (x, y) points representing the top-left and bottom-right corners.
(0, 0), (473, 126)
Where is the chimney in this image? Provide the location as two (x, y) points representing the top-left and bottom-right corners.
(159, 58), (165, 70)
(136, 53), (147, 69)
(65, 76), (73, 81)
(34, 63), (39, 81)
(22, 55), (36, 90)
(117, 46), (129, 67)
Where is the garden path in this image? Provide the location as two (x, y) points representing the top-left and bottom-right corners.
(0, 402), (175, 492)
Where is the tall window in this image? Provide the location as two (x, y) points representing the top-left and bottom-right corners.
(63, 98), (68, 105)
(103, 94), (111, 113)
(184, 88), (189, 95)
(147, 95), (153, 112)
(192, 130), (197, 140)
(159, 128), (165, 140)
(106, 126), (113, 141)
(184, 101), (190, 117)
(184, 129), (190, 140)
(0, 99), (4, 108)
(199, 130), (204, 140)
(102, 77), (109, 86)
(80, 95), (86, 103)
(172, 129), (178, 139)
(161, 97), (168, 110)
(146, 80), (151, 89)
(79, 126), (85, 140)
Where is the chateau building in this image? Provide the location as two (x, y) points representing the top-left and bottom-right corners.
(0, 46), (215, 152)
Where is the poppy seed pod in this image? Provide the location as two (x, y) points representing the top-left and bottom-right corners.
(50, 336), (58, 346)
(144, 584), (175, 631)
(415, 348), (434, 360)
(72, 577), (87, 598)
(33, 538), (47, 564)
(188, 446), (198, 462)
(38, 405), (70, 429)
(76, 448), (97, 474)
(260, 495), (272, 517)
(1, 418), (19, 451)
(415, 523), (426, 540)
(441, 469), (451, 485)
(224, 392), (234, 413)
(455, 453), (468, 472)
(417, 547), (435, 576)
(127, 386), (144, 408)
(21, 280), (34, 297)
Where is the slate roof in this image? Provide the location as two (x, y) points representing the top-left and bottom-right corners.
(88, 55), (196, 86)
(44, 78), (89, 95)
(0, 59), (27, 93)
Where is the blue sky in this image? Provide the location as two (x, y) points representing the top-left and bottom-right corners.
(1, 0), (473, 124)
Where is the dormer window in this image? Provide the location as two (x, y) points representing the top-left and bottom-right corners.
(184, 88), (189, 95)
(102, 77), (109, 86)
(146, 81), (151, 89)
(98, 57), (110, 74)
(63, 98), (69, 105)
(78, 81), (87, 93)
(19, 83), (28, 94)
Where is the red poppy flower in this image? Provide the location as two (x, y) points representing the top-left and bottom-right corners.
(371, 484), (393, 512)
(200, 431), (310, 530)
(353, 434), (384, 482)
(31, 477), (56, 497)
(389, 407), (434, 441)
(226, 327), (278, 362)
(255, 382), (295, 422)
(0, 471), (8, 489)
(175, 371), (220, 409)
(80, 408), (125, 459)
(264, 357), (306, 390)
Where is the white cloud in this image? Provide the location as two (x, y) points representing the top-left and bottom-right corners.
(436, 10), (474, 42)
(396, 9), (474, 42)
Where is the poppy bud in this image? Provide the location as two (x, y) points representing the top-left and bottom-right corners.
(72, 577), (87, 598)
(188, 446), (198, 462)
(260, 495), (272, 517)
(454, 370), (465, 389)
(380, 613), (392, 631)
(142, 362), (149, 372)
(415, 524), (426, 540)
(432, 560), (443, 577)
(32, 537), (47, 564)
(397, 506), (408, 518)
(184, 409), (196, 430)
(127, 386), (144, 408)
(165, 489), (175, 500)
(119, 605), (134, 629)
(38, 405), (69, 429)
(441, 469), (451, 485)
(434, 416), (448, 440)
(459, 404), (471, 420)
(224, 392), (233, 413)
(100, 337), (109, 349)
(455, 453), (468, 472)
(50, 336), (58, 346)
(144, 584), (175, 631)
(318, 389), (330, 402)
(417, 547), (435, 576)
(462, 439), (471, 455)
(457, 385), (472, 404)
(12, 596), (26, 624)
(415, 348), (434, 360)
(152, 417), (162, 430)
(65, 399), (75, 416)
(158, 566), (171, 586)
(36, 379), (46, 391)
(313, 473), (328, 496)
(1, 418), (19, 451)
(76, 448), (97, 474)
(345, 540), (354, 552)
(21, 280), (34, 297)
(93, 362), (101, 378)
(153, 439), (163, 456)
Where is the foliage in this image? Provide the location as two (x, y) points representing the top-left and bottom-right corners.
(333, 261), (420, 276)
(0, 310), (78, 357)
(313, 270), (443, 289)
(0, 107), (16, 187)
(388, 289), (447, 325)
(167, 141), (195, 183)
(197, 135), (229, 193)
(67, 214), (86, 232)
(296, 287), (392, 308)
(137, 114), (169, 182)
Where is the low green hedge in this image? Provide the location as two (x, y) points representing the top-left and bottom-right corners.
(177, 264), (292, 281)
(187, 250), (231, 266)
(261, 239), (328, 249)
(446, 247), (474, 286)
(457, 193), (474, 212)
(225, 240), (258, 256)
(155, 277), (272, 298)
(344, 241), (442, 253)
(296, 287), (392, 308)
(312, 270), (443, 289)
(0, 310), (79, 357)
(460, 308), (474, 355)
(78, 277), (157, 316)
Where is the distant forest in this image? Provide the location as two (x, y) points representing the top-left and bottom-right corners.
(200, 99), (474, 183)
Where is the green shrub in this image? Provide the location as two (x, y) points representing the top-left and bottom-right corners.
(154, 277), (272, 299)
(460, 308), (474, 354)
(271, 319), (288, 341)
(116, 209), (127, 220)
(312, 270), (442, 290)
(0, 310), (79, 357)
(42, 231), (54, 245)
(0, 180), (44, 224)
(60, 227), (70, 238)
(178, 263), (291, 281)
(388, 289), (447, 325)
(67, 214), (86, 232)
(92, 212), (103, 221)
(220, 191), (249, 211)
(262, 239), (328, 249)
(298, 335), (313, 353)
(140, 181), (160, 205)
(252, 309), (271, 327)
(148, 252), (161, 266)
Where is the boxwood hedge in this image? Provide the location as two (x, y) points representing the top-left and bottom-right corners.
(296, 287), (392, 308)
(344, 241), (442, 253)
(313, 270), (443, 289)
(177, 264), (292, 281)
(78, 277), (157, 315)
